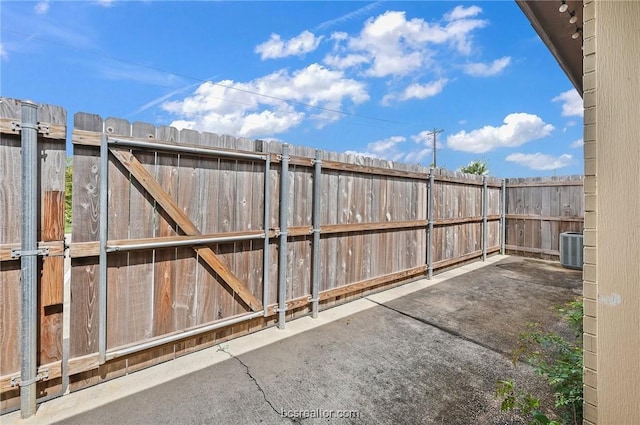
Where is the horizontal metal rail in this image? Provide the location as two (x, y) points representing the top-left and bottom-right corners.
(105, 311), (265, 361)
(106, 233), (265, 253)
(108, 137), (267, 161)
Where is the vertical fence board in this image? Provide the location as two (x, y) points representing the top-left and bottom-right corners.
(175, 129), (200, 331)
(195, 132), (220, 325)
(152, 127), (179, 337)
(218, 135), (238, 323)
(70, 113), (103, 358)
(249, 140), (266, 331)
(104, 118), (135, 350)
(38, 105), (66, 371)
(0, 104), (22, 377)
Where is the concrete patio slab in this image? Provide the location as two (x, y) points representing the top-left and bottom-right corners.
(1, 255), (582, 425)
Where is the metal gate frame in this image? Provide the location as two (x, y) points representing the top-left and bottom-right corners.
(95, 135), (274, 364)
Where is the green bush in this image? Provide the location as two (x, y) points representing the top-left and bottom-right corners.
(496, 299), (583, 425)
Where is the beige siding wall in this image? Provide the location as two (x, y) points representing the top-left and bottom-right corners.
(582, 2), (597, 423)
(585, 1), (640, 423)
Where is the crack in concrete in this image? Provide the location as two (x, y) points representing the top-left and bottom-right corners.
(365, 298), (507, 356)
(216, 345), (296, 423)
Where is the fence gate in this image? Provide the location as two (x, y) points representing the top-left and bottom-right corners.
(0, 98), (67, 415)
(68, 114), (271, 371)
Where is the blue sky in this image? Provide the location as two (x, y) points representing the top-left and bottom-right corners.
(0, 1), (584, 177)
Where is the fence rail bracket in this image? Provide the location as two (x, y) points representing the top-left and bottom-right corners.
(37, 123), (50, 135)
(10, 369), (49, 388)
(10, 247), (49, 259)
(7, 121), (51, 135)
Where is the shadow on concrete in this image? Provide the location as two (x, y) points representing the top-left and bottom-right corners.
(55, 257), (582, 425)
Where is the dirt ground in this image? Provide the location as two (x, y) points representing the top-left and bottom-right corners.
(50, 256), (582, 425)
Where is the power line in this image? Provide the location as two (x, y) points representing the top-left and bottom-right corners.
(2, 28), (412, 127)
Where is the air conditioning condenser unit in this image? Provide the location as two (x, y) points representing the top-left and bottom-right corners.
(560, 231), (583, 270)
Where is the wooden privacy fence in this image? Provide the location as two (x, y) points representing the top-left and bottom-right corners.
(66, 114), (504, 374)
(0, 99), (67, 410)
(0, 98), (584, 413)
(504, 176), (584, 257)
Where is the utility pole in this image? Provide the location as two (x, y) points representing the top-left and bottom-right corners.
(426, 128), (443, 168)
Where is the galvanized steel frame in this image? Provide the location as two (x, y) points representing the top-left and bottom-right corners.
(97, 135), (272, 365)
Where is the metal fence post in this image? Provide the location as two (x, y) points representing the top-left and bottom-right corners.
(482, 175), (488, 261)
(19, 100), (38, 418)
(262, 148), (271, 317)
(427, 168), (435, 279)
(98, 133), (108, 364)
(501, 179), (506, 255)
(277, 144), (290, 329)
(311, 149), (322, 319)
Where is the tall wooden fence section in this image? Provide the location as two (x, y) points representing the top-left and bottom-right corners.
(65, 113), (516, 391)
(504, 176), (584, 257)
(0, 99), (67, 410)
(431, 169), (502, 269)
(0, 98), (584, 413)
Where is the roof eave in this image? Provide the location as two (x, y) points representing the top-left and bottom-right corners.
(516, 0), (583, 96)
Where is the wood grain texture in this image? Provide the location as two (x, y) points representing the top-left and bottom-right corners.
(0, 116), (23, 377)
(217, 135), (238, 326)
(109, 148), (262, 312)
(195, 132), (221, 325)
(103, 118), (136, 350)
(36, 102), (67, 371)
(70, 113), (102, 358)
(175, 129), (201, 331)
(112, 121), (149, 348)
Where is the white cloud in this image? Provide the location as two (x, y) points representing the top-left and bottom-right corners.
(347, 135), (432, 164)
(570, 138), (584, 148)
(163, 64), (369, 138)
(562, 120), (577, 132)
(412, 130), (435, 145)
(368, 136), (407, 156)
(506, 153), (572, 170)
(401, 79), (448, 100)
(34, 1), (50, 14)
(447, 113), (554, 153)
(324, 53), (369, 69)
(444, 5), (483, 21)
(383, 78), (448, 105)
(256, 31), (323, 60)
(324, 8), (488, 78)
(552, 89), (583, 117)
(330, 32), (349, 42)
(0, 43), (7, 60)
(463, 56), (511, 77)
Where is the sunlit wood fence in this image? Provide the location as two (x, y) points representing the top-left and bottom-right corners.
(0, 98), (583, 412)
